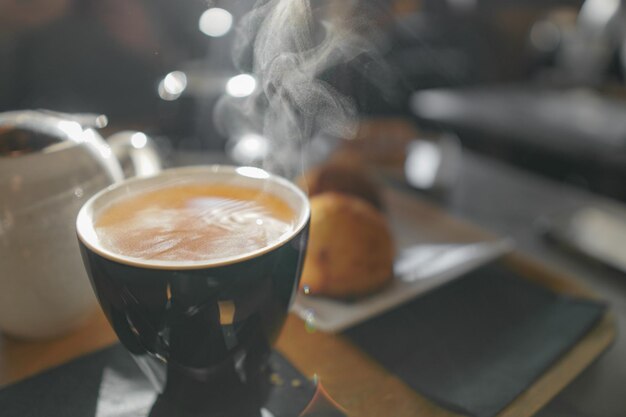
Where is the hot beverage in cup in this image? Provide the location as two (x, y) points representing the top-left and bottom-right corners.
(76, 166), (310, 416)
(94, 183), (297, 262)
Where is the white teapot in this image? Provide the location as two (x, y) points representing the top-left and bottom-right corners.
(0, 110), (161, 339)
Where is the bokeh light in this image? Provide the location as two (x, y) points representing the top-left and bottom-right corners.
(199, 8), (233, 38)
(226, 74), (257, 98)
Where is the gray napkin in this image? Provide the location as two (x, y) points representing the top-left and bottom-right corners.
(344, 261), (606, 417)
(0, 345), (324, 417)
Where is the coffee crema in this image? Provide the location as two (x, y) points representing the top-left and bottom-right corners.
(94, 183), (296, 262)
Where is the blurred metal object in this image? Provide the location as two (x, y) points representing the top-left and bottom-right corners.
(556, 0), (626, 84)
(404, 133), (463, 193)
(541, 205), (626, 273)
(411, 87), (626, 150)
(411, 86), (626, 200)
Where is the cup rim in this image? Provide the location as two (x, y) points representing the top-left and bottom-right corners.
(76, 165), (310, 270)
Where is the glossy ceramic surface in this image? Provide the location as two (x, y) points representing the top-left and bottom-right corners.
(76, 166), (310, 415)
(0, 111), (160, 338)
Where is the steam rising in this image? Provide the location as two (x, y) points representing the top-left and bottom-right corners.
(215, 0), (381, 177)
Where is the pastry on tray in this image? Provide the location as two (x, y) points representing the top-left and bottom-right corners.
(297, 163), (383, 210)
(332, 117), (419, 168)
(299, 192), (394, 299)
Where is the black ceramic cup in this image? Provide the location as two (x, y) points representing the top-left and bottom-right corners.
(76, 166), (310, 416)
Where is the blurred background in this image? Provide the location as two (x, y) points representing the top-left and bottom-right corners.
(2, 2), (626, 415)
(1, 0), (626, 199)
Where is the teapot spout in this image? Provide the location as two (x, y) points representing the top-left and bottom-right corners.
(36, 110), (108, 129)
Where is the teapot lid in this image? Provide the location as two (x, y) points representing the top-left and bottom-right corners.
(0, 110), (108, 158)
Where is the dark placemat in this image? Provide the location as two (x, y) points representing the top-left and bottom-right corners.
(0, 345), (331, 417)
(344, 261), (607, 417)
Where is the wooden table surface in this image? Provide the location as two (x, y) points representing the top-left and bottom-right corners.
(0, 187), (615, 417)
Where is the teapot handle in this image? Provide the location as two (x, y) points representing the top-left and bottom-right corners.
(106, 131), (162, 179)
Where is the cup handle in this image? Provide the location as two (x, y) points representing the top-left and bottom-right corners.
(106, 131), (163, 178)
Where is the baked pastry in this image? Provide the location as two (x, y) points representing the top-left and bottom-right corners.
(297, 163), (383, 210)
(300, 193), (394, 298)
(334, 118), (418, 167)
